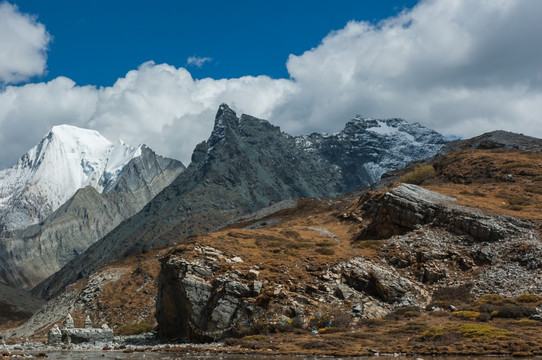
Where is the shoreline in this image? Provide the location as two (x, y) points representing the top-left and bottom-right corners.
(3, 337), (542, 359)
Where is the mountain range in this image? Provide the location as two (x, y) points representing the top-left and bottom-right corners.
(5, 128), (542, 358)
(32, 104), (448, 299)
(3, 104), (542, 358)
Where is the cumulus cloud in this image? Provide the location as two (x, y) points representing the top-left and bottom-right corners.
(0, 0), (541, 169)
(0, 62), (295, 167)
(278, 0), (542, 138)
(0, 2), (50, 84)
(186, 56), (213, 68)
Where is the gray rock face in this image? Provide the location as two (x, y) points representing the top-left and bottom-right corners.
(355, 184), (542, 298)
(358, 183), (530, 242)
(155, 255), (254, 341)
(33, 104), (447, 300)
(0, 146), (184, 290)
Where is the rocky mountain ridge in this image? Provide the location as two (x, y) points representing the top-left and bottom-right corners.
(33, 104), (448, 300)
(296, 116), (446, 190)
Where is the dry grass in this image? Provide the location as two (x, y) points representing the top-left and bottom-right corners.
(400, 164), (436, 184)
(424, 150), (542, 220)
(217, 309), (542, 356)
(71, 249), (163, 331)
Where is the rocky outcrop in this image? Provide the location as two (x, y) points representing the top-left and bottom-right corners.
(1, 146), (184, 290)
(351, 184), (542, 298)
(156, 248), (255, 342)
(155, 243), (429, 342)
(35, 104), (447, 300)
(357, 183), (531, 242)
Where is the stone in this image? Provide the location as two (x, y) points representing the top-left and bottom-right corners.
(334, 284), (354, 300)
(247, 269), (260, 280)
(357, 183), (530, 242)
(84, 315), (93, 329)
(224, 281), (251, 297)
(62, 314), (74, 329)
(419, 265), (446, 284)
(252, 280), (263, 296)
(470, 247), (495, 265)
(210, 295), (240, 329)
(341, 260), (420, 304)
(352, 304), (363, 313)
(47, 324), (62, 345)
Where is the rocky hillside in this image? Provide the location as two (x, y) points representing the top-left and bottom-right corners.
(0, 145), (184, 289)
(33, 104), (447, 300)
(8, 131), (542, 356)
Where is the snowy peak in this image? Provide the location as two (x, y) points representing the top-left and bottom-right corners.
(295, 115), (449, 190)
(0, 125), (146, 231)
(49, 124), (109, 146)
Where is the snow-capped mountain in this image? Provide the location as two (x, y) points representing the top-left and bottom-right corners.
(0, 125), (185, 289)
(295, 116), (448, 192)
(1, 125), (150, 232)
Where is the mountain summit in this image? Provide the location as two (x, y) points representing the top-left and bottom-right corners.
(0, 125), (147, 232)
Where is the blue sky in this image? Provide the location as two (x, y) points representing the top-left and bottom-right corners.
(11, 0), (418, 86)
(0, 0), (541, 168)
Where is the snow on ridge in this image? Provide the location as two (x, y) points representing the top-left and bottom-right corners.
(104, 139), (141, 176)
(366, 119), (416, 142)
(366, 120), (400, 135)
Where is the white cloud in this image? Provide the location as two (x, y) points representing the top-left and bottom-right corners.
(0, 2), (50, 84)
(0, 0), (541, 169)
(0, 77), (98, 167)
(277, 0), (542, 138)
(0, 62), (295, 167)
(186, 56), (213, 68)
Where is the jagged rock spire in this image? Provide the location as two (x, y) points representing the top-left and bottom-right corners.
(208, 103), (239, 149)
